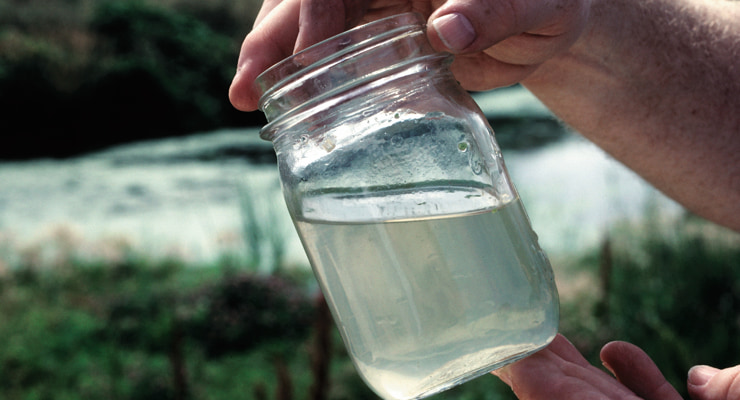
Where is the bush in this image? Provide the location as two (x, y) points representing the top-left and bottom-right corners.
(192, 273), (316, 358)
(0, 257), (320, 400)
(0, 0), (265, 160)
(82, 0), (257, 144)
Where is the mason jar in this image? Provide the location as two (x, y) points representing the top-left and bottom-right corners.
(254, 12), (559, 400)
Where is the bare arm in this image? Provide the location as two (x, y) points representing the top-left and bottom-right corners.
(523, 0), (740, 230)
(229, 0), (740, 230)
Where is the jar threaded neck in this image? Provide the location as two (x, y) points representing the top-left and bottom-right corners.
(255, 12), (452, 140)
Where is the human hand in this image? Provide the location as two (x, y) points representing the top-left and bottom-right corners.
(491, 334), (683, 399)
(688, 364), (740, 400)
(229, 0), (592, 111)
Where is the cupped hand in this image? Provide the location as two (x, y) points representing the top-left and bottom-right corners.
(491, 334), (683, 400)
(229, 0), (592, 111)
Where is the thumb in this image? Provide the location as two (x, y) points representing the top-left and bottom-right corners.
(600, 341), (683, 400)
(687, 365), (740, 400)
(427, 0), (589, 56)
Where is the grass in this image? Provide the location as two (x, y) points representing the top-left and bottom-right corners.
(1, 200), (738, 400)
(9, 2), (736, 397)
(558, 214), (740, 398)
(0, 254), (319, 400)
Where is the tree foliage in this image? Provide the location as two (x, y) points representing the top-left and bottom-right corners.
(0, 0), (265, 160)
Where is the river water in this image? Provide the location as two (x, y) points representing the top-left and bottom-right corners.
(0, 88), (683, 270)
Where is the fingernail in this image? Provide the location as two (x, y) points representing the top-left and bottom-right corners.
(688, 365), (720, 387)
(602, 361), (615, 376)
(431, 13), (476, 52)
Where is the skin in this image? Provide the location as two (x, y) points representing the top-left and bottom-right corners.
(523, 0), (740, 233)
(229, 0), (740, 231)
(229, 0), (592, 109)
(491, 334), (683, 400)
(492, 334), (740, 400)
(228, 1), (740, 398)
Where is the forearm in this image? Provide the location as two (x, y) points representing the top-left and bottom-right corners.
(523, 0), (740, 230)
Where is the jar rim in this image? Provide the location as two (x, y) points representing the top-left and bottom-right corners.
(255, 12), (426, 104)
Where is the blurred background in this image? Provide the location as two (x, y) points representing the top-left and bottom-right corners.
(1, 1), (738, 399)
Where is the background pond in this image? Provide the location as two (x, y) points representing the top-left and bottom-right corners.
(0, 87), (683, 269)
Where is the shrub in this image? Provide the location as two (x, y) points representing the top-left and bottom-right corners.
(0, 0), (265, 160)
(84, 0), (246, 137)
(192, 273), (316, 358)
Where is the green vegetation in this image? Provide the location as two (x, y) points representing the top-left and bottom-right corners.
(4, 2), (737, 399)
(0, 252), (319, 400)
(560, 215), (740, 398)
(1, 211), (738, 399)
(0, 0), (566, 160)
(0, 0), (266, 160)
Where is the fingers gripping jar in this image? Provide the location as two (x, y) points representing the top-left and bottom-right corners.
(255, 12), (559, 400)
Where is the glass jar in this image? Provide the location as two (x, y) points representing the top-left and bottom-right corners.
(254, 12), (559, 400)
